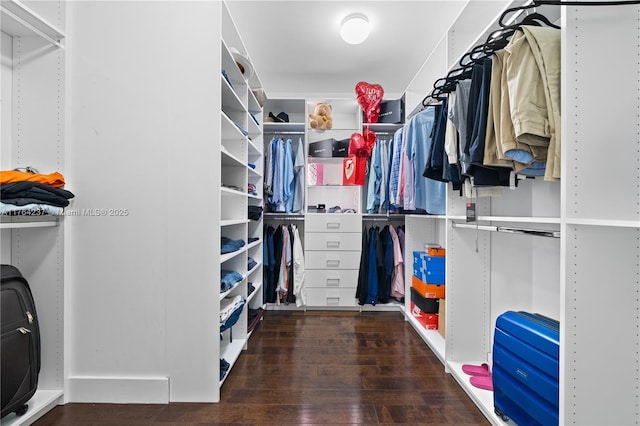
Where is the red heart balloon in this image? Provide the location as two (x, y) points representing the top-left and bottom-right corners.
(349, 132), (366, 157)
(355, 82), (384, 123)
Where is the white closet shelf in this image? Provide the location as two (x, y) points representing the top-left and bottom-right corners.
(221, 150), (245, 168)
(220, 247), (247, 264)
(246, 281), (263, 305)
(406, 314), (445, 364)
(247, 261), (262, 276)
(0, 0), (65, 46)
(221, 111), (249, 142)
(247, 166), (262, 178)
(246, 239), (261, 250)
(565, 218), (640, 228)
(263, 122), (305, 134)
(362, 122), (403, 133)
(220, 218), (249, 227)
(221, 76), (246, 113)
(0, 389), (63, 426)
(247, 139), (262, 156)
(220, 187), (245, 197)
(219, 337), (246, 386)
(220, 278), (246, 302)
(0, 216), (60, 229)
(447, 361), (505, 425)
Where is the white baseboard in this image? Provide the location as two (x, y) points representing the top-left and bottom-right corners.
(66, 376), (169, 403)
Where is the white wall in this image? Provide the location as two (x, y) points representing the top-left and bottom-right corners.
(1, 32), (13, 263)
(66, 0), (223, 403)
(66, 1), (173, 403)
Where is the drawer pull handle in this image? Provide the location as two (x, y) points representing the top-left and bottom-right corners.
(326, 223), (340, 229)
(326, 278), (340, 286)
(326, 259), (340, 267)
(326, 297), (340, 306)
(326, 241), (340, 248)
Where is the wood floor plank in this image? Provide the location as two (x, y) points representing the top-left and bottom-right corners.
(34, 311), (489, 425)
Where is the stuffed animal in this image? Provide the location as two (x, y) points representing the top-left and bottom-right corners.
(308, 102), (333, 130)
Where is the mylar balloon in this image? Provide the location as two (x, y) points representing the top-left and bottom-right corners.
(349, 132), (367, 157)
(355, 81), (384, 123)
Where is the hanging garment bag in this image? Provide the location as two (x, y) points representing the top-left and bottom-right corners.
(493, 311), (559, 426)
(1, 264), (41, 419)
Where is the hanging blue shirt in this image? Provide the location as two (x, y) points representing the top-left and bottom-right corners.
(404, 107), (446, 214)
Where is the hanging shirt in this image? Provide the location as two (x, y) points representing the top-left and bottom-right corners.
(366, 139), (381, 213)
(388, 225), (405, 300)
(404, 107), (446, 214)
(265, 138), (274, 201)
(378, 138), (389, 213)
(451, 80), (472, 175)
(388, 128), (403, 209)
(292, 224), (306, 308)
(283, 139), (295, 213)
(292, 138), (305, 213)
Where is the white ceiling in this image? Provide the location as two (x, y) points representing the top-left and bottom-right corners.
(227, 0), (469, 100)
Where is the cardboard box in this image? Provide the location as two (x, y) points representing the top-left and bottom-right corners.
(410, 302), (438, 330)
(363, 98), (405, 124)
(332, 138), (350, 157)
(410, 287), (439, 314)
(437, 298), (446, 338)
(309, 138), (334, 158)
(412, 251), (446, 284)
(412, 276), (445, 299)
(428, 246), (446, 257)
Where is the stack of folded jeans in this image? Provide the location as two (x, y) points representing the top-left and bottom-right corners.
(221, 269), (243, 292)
(221, 236), (245, 254)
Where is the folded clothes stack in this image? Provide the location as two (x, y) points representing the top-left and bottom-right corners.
(0, 169), (75, 216)
(221, 236), (245, 254)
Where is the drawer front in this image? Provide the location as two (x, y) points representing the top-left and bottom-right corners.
(305, 213), (361, 233)
(305, 251), (361, 270)
(306, 287), (358, 307)
(304, 232), (362, 251)
(305, 269), (360, 288)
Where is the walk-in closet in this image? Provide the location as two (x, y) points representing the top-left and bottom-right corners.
(1, 0), (638, 425)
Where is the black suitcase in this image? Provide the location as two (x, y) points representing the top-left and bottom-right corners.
(1, 264), (41, 418)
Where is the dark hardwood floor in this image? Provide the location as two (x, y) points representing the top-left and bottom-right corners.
(34, 310), (489, 425)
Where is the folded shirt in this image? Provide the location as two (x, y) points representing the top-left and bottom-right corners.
(0, 202), (64, 216)
(0, 169), (66, 188)
(1, 181), (75, 207)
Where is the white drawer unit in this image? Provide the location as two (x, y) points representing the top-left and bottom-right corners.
(304, 232), (362, 251)
(306, 287), (360, 307)
(305, 269), (360, 289)
(305, 251), (362, 270)
(305, 213), (362, 233)
(304, 214), (362, 308)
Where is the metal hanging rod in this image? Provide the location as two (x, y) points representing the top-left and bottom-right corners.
(265, 215), (305, 221)
(451, 222), (560, 238)
(265, 131), (305, 135)
(363, 215), (406, 221)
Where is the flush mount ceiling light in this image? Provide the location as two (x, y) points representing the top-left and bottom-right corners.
(340, 13), (370, 45)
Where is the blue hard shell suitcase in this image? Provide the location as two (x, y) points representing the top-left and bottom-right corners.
(493, 311), (559, 426)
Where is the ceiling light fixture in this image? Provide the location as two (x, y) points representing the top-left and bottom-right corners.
(340, 13), (370, 45)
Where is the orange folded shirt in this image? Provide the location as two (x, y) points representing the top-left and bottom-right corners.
(0, 170), (66, 188)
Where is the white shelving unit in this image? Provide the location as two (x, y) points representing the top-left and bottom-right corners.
(218, 0), (264, 391)
(305, 99), (362, 214)
(402, 1), (639, 424)
(0, 0), (66, 424)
